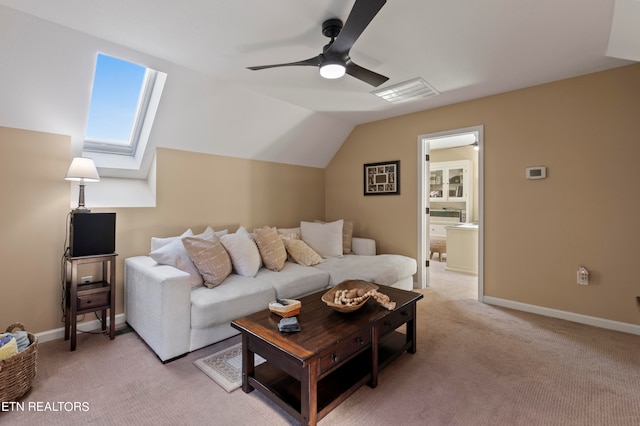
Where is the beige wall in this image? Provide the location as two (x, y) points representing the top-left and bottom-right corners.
(326, 63), (640, 326)
(3, 63), (639, 335)
(0, 137), (325, 333)
(0, 127), (71, 333)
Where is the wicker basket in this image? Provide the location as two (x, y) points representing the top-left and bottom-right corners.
(0, 323), (37, 402)
(268, 299), (301, 318)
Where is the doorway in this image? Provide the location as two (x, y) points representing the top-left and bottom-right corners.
(417, 125), (483, 301)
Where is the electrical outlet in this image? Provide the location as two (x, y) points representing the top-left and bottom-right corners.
(81, 275), (93, 284)
(577, 266), (589, 285)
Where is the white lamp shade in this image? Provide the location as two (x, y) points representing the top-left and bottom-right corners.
(65, 157), (100, 182)
(319, 62), (346, 79)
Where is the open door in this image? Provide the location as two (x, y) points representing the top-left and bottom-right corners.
(417, 125), (483, 301)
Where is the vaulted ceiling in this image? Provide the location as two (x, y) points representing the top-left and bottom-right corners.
(0, 0), (637, 173)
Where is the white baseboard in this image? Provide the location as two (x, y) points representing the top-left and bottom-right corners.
(35, 313), (127, 344)
(483, 296), (640, 336)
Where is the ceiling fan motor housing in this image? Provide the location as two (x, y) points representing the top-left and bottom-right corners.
(322, 19), (343, 39)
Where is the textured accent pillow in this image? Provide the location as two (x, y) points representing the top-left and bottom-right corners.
(342, 220), (354, 254)
(253, 226), (287, 271)
(277, 227), (302, 239)
(182, 236), (232, 288)
(301, 220), (344, 258)
(220, 227), (261, 277)
(283, 238), (324, 267)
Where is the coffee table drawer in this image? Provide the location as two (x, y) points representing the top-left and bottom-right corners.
(319, 331), (371, 375)
(378, 306), (413, 336)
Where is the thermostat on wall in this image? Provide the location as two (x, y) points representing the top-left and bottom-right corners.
(526, 166), (547, 179)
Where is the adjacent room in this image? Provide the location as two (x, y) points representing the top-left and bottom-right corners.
(1, 0), (639, 424)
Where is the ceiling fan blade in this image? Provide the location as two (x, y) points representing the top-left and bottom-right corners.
(247, 56), (320, 71)
(345, 61), (389, 87)
(328, 0), (386, 56)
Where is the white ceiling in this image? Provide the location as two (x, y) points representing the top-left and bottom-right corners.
(0, 0), (635, 128)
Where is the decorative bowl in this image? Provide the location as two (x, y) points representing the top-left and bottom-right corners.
(321, 280), (379, 313)
(268, 299), (301, 318)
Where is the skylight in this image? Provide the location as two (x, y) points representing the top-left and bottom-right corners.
(84, 53), (165, 158)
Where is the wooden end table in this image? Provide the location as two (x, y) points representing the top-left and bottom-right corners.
(231, 286), (423, 425)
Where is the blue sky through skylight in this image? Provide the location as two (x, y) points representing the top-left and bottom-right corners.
(85, 54), (146, 143)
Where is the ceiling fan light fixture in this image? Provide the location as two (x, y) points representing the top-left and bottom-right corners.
(319, 61), (346, 79)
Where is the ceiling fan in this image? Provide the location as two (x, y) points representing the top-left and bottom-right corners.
(247, 0), (389, 87)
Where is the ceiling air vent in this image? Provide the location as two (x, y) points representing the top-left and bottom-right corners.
(372, 77), (439, 104)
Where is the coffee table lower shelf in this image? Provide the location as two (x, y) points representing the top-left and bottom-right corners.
(248, 330), (408, 423)
(250, 349), (372, 421)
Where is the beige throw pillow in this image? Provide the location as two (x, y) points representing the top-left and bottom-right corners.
(182, 236), (232, 288)
(342, 220), (354, 254)
(283, 238), (324, 266)
(253, 226), (287, 271)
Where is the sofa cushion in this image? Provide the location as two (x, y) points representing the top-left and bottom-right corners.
(190, 274), (275, 329)
(255, 261), (329, 299)
(313, 254), (417, 287)
(301, 220), (344, 258)
(220, 228), (261, 277)
(182, 236), (232, 288)
(254, 226), (287, 271)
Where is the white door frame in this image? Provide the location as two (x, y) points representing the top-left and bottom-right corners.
(416, 125), (484, 301)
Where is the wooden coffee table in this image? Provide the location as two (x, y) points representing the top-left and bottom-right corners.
(230, 285), (423, 425)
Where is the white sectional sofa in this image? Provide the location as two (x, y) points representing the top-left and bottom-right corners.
(124, 221), (417, 362)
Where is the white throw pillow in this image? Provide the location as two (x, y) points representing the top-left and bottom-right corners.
(149, 227), (223, 288)
(300, 220), (344, 258)
(149, 238), (203, 287)
(150, 229), (193, 252)
(220, 227), (261, 277)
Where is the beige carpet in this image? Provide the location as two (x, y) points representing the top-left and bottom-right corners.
(3, 263), (640, 425)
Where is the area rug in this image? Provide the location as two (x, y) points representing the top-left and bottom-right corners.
(194, 343), (265, 393)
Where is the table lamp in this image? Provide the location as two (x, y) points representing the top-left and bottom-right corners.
(65, 157), (100, 213)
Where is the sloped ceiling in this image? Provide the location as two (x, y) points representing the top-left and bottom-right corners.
(0, 0), (636, 172)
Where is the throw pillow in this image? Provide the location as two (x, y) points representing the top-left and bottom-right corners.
(253, 226), (287, 271)
(149, 234), (204, 288)
(182, 236), (232, 288)
(277, 227), (302, 239)
(283, 238), (324, 267)
(300, 219), (344, 258)
(220, 227), (261, 277)
(313, 219), (354, 254)
(200, 226), (229, 239)
(342, 220), (354, 254)
(150, 229), (193, 252)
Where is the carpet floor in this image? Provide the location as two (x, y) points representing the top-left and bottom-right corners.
(2, 262), (639, 425)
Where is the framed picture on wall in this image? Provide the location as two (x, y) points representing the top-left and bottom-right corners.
(363, 160), (400, 195)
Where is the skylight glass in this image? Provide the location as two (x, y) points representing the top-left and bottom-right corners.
(86, 54), (146, 144)
(84, 53), (165, 159)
